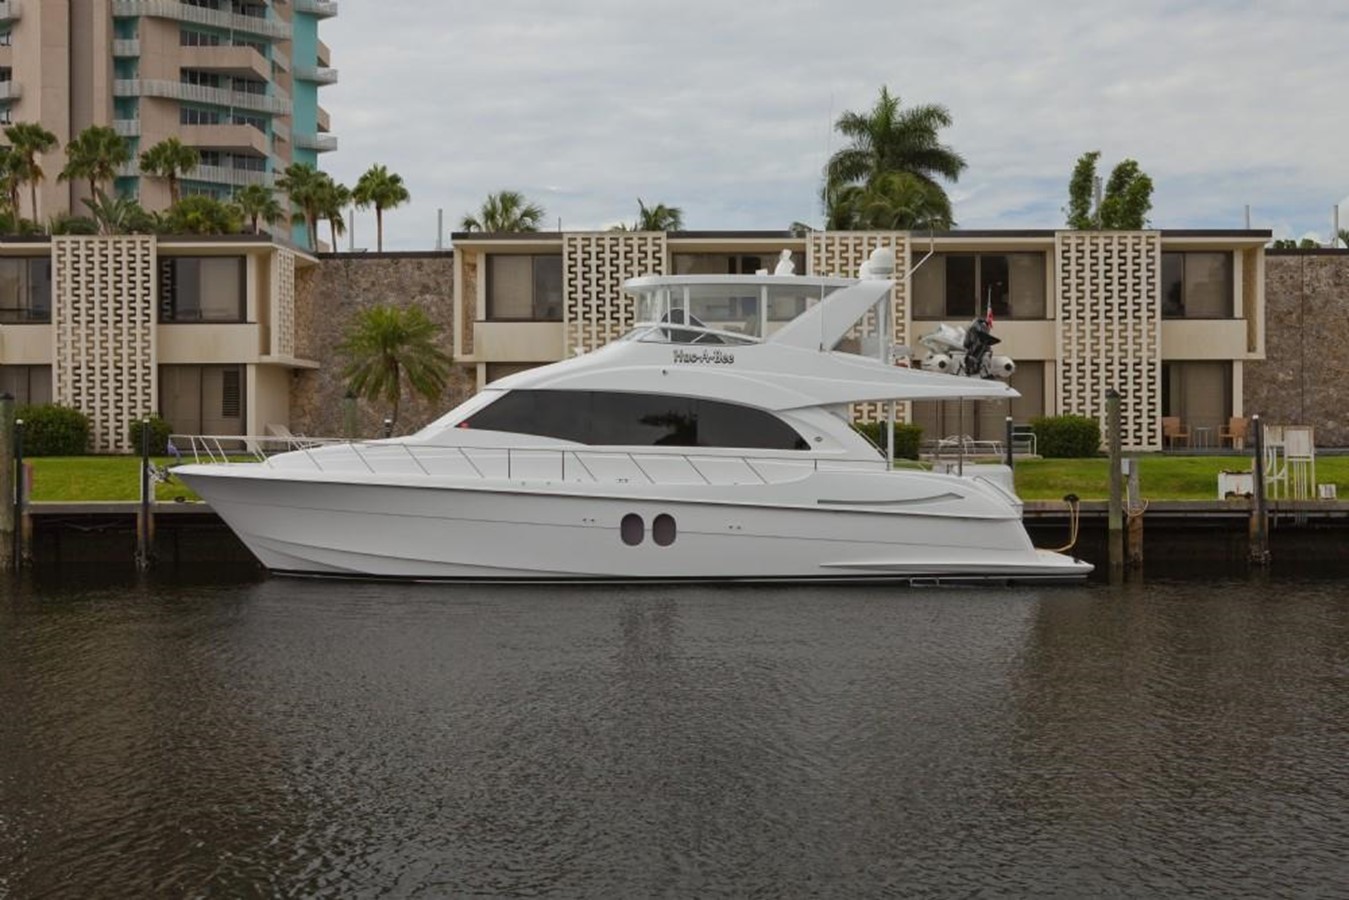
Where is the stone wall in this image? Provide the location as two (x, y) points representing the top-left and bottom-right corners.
(292, 252), (475, 438)
(1246, 251), (1349, 445)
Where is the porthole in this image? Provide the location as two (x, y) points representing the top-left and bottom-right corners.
(653, 514), (677, 547)
(620, 513), (644, 546)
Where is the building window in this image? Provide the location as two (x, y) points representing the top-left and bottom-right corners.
(673, 253), (806, 276)
(159, 257), (246, 322)
(181, 106), (224, 126)
(1162, 361), (1231, 434)
(464, 390), (809, 450)
(1162, 252), (1233, 318)
(0, 258), (52, 323)
(158, 365), (245, 435)
(0, 366), (53, 406)
(911, 253), (1047, 320)
(180, 29), (223, 46)
(486, 255), (562, 321)
(485, 362), (546, 383)
(911, 361), (1045, 444)
(0, 31), (12, 48)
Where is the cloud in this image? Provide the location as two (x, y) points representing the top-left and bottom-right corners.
(316, 0), (1349, 250)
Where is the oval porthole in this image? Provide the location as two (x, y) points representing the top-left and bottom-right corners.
(653, 514), (677, 547)
(620, 513), (644, 546)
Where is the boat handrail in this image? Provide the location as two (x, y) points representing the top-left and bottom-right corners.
(167, 433), (897, 482)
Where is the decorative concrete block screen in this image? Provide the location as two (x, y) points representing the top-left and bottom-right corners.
(274, 248), (296, 357)
(810, 231), (910, 423)
(53, 236), (157, 453)
(563, 233), (666, 355)
(1055, 231), (1161, 451)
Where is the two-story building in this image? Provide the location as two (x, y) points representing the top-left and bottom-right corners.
(448, 228), (1269, 452)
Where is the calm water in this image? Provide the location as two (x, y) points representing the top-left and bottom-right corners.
(2, 569), (1348, 898)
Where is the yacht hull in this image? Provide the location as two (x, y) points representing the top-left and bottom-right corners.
(175, 466), (1092, 582)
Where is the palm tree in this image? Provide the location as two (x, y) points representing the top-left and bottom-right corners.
(338, 305), (452, 428)
(4, 122), (59, 221)
(59, 125), (131, 203)
(234, 183), (284, 235)
(634, 198), (683, 231)
(826, 171), (953, 231)
(824, 86), (966, 230)
(352, 164), (410, 252)
(318, 178), (351, 251)
(164, 194), (242, 235)
(459, 190), (544, 233)
(139, 137), (199, 207)
(0, 145), (22, 218)
(277, 162), (325, 249)
(82, 188), (155, 235)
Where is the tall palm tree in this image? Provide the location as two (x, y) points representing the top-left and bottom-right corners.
(459, 190), (544, 233)
(634, 198), (683, 231)
(234, 183), (284, 235)
(338, 305), (452, 428)
(139, 137), (199, 207)
(59, 125), (131, 203)
(0, 145), (22, 218)
(352, 164), (410, 252)
(319, 178), (351, 251)
(277, 162), (325, 249)
(826, 171), (953, 231)
(824, 86), (966, 230)
(4, 122), (59, 221)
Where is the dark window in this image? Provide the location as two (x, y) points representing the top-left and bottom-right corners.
(464, 390), (809, 450)
(673, 253), (806, 275)
(487, 255), (563, 320)
(0, 258), (52, 323)
(159, 257), (245, 322)
(620, 514), (644, 546)
(158, 364), (246, 435)
(912, 253), (1047, 320)
(652, 514), (676, 546)
(1162, 252), (1233, 319)
(0, 365), (52, 405)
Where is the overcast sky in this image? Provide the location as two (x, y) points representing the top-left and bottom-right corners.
(318, 0), (1349, 252)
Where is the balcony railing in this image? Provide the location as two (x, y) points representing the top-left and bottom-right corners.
(294, 0), (337, 18)
(113, 118), (141, 137)
(112, 39), (141, 57)
(0, 0), (19, 23)
(113, 79), (293, 116)
(120, 160), (275, 188)
(110, 0), (290, 39)
(294, 66), (338, 85)
(295, 132), (337, 152)
(0, 81), (21, 101)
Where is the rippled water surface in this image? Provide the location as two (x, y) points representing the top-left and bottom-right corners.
(2, 570), (1348, 898)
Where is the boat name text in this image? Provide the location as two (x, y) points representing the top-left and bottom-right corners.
(672, 349), (736, 366)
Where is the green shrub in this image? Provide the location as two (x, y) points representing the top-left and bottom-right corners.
(853, 421), (924, 459)
(17, 404), (90, 456)
(1031, 414), (1102, 458)
(128, 415), (173, 455)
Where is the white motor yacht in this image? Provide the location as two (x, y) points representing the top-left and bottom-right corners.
(174, 250), (1092, 582)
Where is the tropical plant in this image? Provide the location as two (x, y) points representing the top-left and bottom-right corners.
(823, 86), (966, 230)
(319, 178), (351, 251)
(352, 164), (410, 252)
(49, 211), (102, 236)
(234, 183), (285, 235)
(338, 305), (452, 427)
(1338, 228), (1349, 249)
(1065, 151), (1154, 230)
(16, 404), (91, 456)
(460, 189), (544, 233)
(0, 145), (23, 217)
(59, 125), (131, 202)
(634, 198), (683, 231)
(277, 162), (325, 249)
(82, 188), (155, 235)
(826, 171), (953, 231)
(1270, 237), (1321, 249)
(139, 137), (199, 207)
(163, 195), (243, 235)
(4, 122), (59, 221)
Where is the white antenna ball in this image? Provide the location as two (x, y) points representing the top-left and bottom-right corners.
(867, 247), (896, 277)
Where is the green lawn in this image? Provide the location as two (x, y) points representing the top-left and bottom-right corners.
(1012, 455), (1349, 500)
(26, 457), (202, 503)
(16, 454), (1349, 504)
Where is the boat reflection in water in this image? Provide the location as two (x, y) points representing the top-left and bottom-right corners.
(174, 249), (1090, 582)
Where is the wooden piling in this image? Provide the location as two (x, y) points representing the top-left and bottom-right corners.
(136, 417), (153, 571)
(1106, 389), (1124, 577)
(1126, 458), (1144, 567)
(1250, 413), (1270, 564)
(0, 394), (13, 571)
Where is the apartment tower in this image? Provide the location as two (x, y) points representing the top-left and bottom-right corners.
(0, 0), (336, 247)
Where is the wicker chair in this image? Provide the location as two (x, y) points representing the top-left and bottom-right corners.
(1161, 416), (1190, 448)
(1219, 416), (1248, 450)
